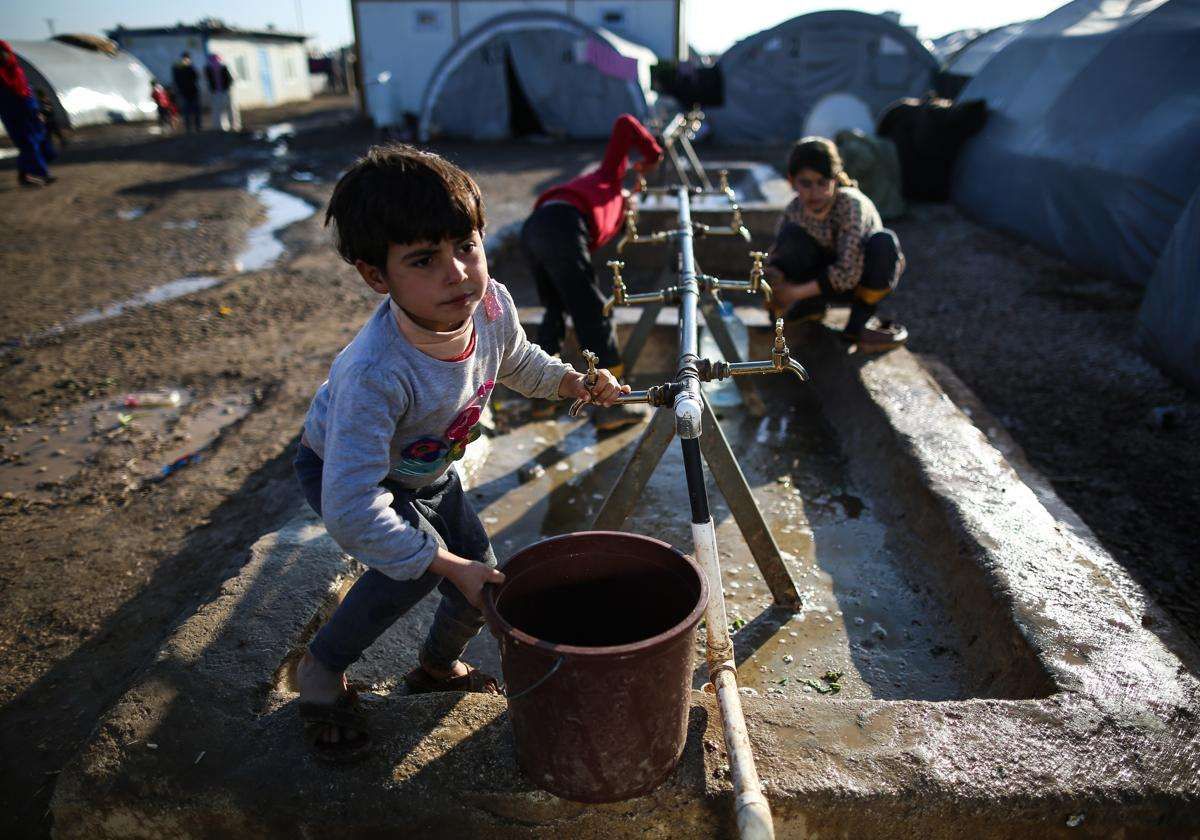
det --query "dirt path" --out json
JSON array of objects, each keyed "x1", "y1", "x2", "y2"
[{"x1": 0, "y1": 120, "x2": 1196, "y2": 838}]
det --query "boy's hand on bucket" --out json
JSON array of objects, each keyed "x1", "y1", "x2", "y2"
[
  {"x1": 559, "y1": 369, "x2": 631, "y2": 408},
  {"x1": 431, "y1": 550, "x2": 505, "y2": 609}
]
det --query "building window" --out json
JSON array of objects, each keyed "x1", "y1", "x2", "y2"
[
  {"x1": 285, "y1": 57, "x2": 296, "y2": 79},
  {"x1": 602, "y1": 10, "x2": 626, "y2": 25},
  {"x1": 235, "y1": 56, "x2": 249, "y2": 81},
  {"x1": 414, "y1": 9, "x2": 442, "y2": 31}
]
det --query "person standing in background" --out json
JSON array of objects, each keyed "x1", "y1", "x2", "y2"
[
  {"x1": 172, "y1": 51, "x2": 201, "y2": 132},
  {"x1": 0, "y1": 41, "x2": 53, "y2": 187},
  {"x1": 205, "y1": 53, "x2": 240, "y2": 132}
]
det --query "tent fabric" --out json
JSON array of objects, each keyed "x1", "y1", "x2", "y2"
[
  {"x1": 707, "y1": 11, "x2": 938, "y2": 145},
  {"x1": 952, "y1": 0, "x2": 1200, "y2": 286},
  {"x1": 927, "y1": 29, "x2": 984, "y2": 63},
  {"x1": 934, "y1": 21, "x2": 1032, "y2": 97},
  {"x1": 420, "y1": 12, "x2": 656, "y2": 141},
  {"x1": 6, "y1": 39, "x2": 155, "y2": 130},
  {"x1": 835, "y1": 129, "x2": 907, "y2": 220},
  {"x1": 1137, "y1": 187, "x2": 1200, "y2": 390},
  {"x1": 944, "y1": 22, "x2": 1032, "y2": 77}
]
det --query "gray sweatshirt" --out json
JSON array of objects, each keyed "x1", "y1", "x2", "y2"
[{"x1": 302, "y1": 280, "x2": 572, "y2": 580}]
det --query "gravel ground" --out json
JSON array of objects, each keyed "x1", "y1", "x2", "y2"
[{"x1": 0, "y1": 107, "x2": 1195, "y2": 838}]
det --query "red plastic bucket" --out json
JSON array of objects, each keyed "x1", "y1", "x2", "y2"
[{"x1": 482, "y1": 531, "x2": 708, "y2": 802}]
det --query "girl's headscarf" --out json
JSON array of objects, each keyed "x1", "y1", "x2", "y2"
[
  {"x1": 0, "y1": 40, "x2": 33, "y2": 99},
  {"x1": 207, "y1": 53, "x2": 224, "y2": 71}
]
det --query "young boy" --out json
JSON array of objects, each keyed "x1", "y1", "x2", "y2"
[
  {"x1": 520, "y1": 113, "x2": 662, "y2": 430},
  {"x1": 293, "y1": 145, "x2": 627, "y2": 761}
]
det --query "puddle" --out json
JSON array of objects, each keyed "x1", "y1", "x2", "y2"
[
  {"x1": 342, "y1": 382, "x2": 973, "y2": 702},
  {"x1": 37, "y1": 170, "x2": 316, "y2": 336},
  {"x1": 235, "y1": 171, "x2": 316, "y2": 273},
  {"x1": 261, "y1": 122, "x2": 295, "y2": 143},
  {"x1": 0, "y1": 389, "x2": 254, "y2": 498},
  {"x1": 290, "y1": 170, "x2": 317, "y2": 183},
  {"x1": 117, "y1": 207, "x2": 147, "y2": 221},
  {"x1": 70, "y1": 276, "x2": 222, "y2": 327}
]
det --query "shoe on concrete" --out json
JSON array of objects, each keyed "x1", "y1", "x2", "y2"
[
  {"x1": 592, "y1": 402, "x2": 646, "y2": 433},
  {"x1": 842, "y1": 317, "x2": 908, "y2": 353}
]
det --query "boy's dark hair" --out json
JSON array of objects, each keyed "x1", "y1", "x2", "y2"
[{"x1": 325, "y1": 144, "x2": 485, "y2": 269}]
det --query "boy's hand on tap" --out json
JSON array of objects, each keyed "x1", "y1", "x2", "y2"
[{"x1": 559, "y1": 369, "x2": 630, "y2": 407}]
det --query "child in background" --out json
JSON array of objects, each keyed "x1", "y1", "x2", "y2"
[
  {"x1": 520, "y1": 113, "x2": 662, "y2": 431},
  {"x1": 765, "y1": 136, "x2": 908, "y2": 352},
  {"x1": 293, "y1": 145, "x2": 628, "y2": 761},
  {"x1": 150, "y1": 81, "x2": 180, "y2": 132}
]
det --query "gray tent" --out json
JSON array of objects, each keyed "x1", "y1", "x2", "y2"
[
  {"x1": 953, "y1": 0, "x2": 1200, "y2": 285},
  {"x1": 1138, "y1": 187, "x2": 1200, "y2": 390},
  {"x1": 934, "y1": 21, "x2": 1032, "y2": 97},
  {"x1": 944, "y1": 21, "x2": 1032, "y2": 78},
  {"x1": 6, "y1": 39, "x2": 155, "y2": 130},
  {"x1": 707, "y1": 11, "x2": 938, "y2": 145},
  {"x1": 927, "y1": 28, "x2": 984, "y2": 63},
  {"x1": 418, "y1": 11, "x2": 656, "y2": 141}
]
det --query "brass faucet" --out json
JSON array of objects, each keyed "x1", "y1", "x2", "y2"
[
  {"x1": 717, "y1": 169, "x2": 735, "y2": 201},
  {"x1": 602, "y1": 260, "x2": 627, "y2": 316},
  {"x1": 701, "y1": 319, "x2": 809, "y2": 383},
  {"x1": 616, "y1": 207, "x2": 639, "y2": 253},
  {"x1": 692, "y1": 251, "x2": 772, "y2": 305},
  {"x1": 749, "y1": 251, "x2": 773, "y2": 303}
]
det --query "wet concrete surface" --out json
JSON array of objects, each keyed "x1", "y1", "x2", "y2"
[
  {"x1": 349, "y1": 380, "x2": 973, "y2": 704},
  {"x1": 51, "y1": 337, "x2": 1200, "y2": 839}
]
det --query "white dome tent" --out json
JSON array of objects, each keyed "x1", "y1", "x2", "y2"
[
  {"x1": 5, "y1": 39, "x2": 155, "y2": 132},
  {"x1": 417, "y1": 11, "x2": 657, "y2": 141}
]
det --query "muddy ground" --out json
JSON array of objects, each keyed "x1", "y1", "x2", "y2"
[{"x1": 0, "y1": 99, "x2": 1196, "y2": 837}]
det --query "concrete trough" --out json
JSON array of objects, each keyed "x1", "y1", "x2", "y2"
[
  {"x1": 52, "y1": 307, "x2": 1199, "y2": 838},
  {"x1": 596, "y1": 161, "x2": 793, "y2": 284}
]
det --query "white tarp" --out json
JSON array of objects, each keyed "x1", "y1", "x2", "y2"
[{"x1": 8, "y1": 39, "x2": 156, "y2": 129}]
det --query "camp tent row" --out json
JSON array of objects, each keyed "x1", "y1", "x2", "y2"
[
  {"x1": 952, "y1": 0, "x2": 1200, "y2": 389},
  {"x1": 354, "y1": 3, "x2": 939, "y2": 142}
]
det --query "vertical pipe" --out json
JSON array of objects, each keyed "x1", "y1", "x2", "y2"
[{"x1": 674, "y1": 187, "x2": 774, "y2": 840}]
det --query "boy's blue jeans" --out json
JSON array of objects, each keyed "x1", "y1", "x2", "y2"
[{"x1": 293, "y1": 442, "x2": 498, "y2": 675}]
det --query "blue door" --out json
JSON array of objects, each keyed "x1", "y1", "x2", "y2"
[{"x1": 258, "y1": 47, "x2": 276, "y2": 105}]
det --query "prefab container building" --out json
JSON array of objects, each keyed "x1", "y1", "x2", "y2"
[
  {"x1": 108, "y1": 21, "x2": 311, "y2": 111},
  {"x1": 352, "y1": 0, "x2": 684, "y2": 135}
]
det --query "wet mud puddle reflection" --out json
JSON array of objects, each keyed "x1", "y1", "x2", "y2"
[
  {"x1": 350, "y1": 385, "x2": 973, "y2": 702},
  {"x1": 61, "y1": 170, "x2": 316, "y2": 331},
  {"x1": 0, "y1": 389, "x2": 254, "y2": 499}
]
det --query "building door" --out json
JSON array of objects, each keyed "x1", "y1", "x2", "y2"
[{"x1": 258, "y1": 47, "x2": 276, "y2": 105}]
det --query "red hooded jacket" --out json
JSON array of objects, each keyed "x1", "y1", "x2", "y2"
[{"x1": 534, "y1": 114, "x2": 663, "y2": 252}]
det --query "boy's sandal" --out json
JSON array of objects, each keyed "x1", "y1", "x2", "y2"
[
  {"x1": 299, "y1": 686, "x2": 372, "y2": 764},
  {"x1": 404, "y1": 664, "x2": 501, "y2": 695}
]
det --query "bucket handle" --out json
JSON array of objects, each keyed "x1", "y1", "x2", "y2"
[{"x1": 503, "y1": 655, "x2": 565, "y2": 704}]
